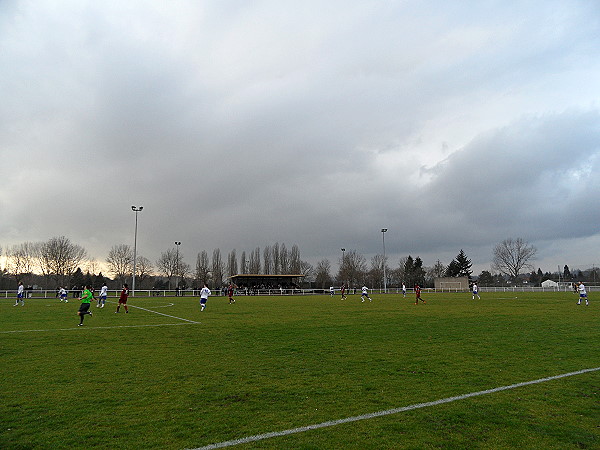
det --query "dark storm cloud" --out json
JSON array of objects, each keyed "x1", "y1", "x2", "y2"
[
  {"x1": 421, "y1": 110, "x2": 600, "y2": 240},
  {"x1": 416, "y1": 112, "x2": 598, "y2": 270}
]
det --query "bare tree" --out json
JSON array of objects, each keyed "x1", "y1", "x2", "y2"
[
  {"x1": 239, "y1": 251, "x2": 247, "y2": 274},
  {"x1": 177, "y1": 261, "x2": 191, "y2": 288},
  {"x1": 492, "y1": 238, "x2": 537, "y2": 279},
  {"x1": 106, "y1": 244, "x2": 133, "y2": 285},
  {"x1": 172, "y1": 249, "x2": 189, "y2": 288},
  {"x1": 6, "y1": 242, "x2": 39, "y2": 282},
  {"x1": 135, "y1": 256, "x2": 154, "y2": 289},
  {"x1": 211, "y1": 248, "x2": 225, "y2": 287},
  {"x1": 0, "y1": 245, "x2": 10, "y2": 289},
  {"x1": 249, "y1": 247, "x2": 261, "y2": 274},
  {"x1": 430, "y1": 260, "x2": 446, "y2": 278},
  {"x1": 314, "y1": 259, "x2": 332, "y2": 288},
  {"x1": 369, "y1": 254, "x2": 386, "y2": 289},
  {"x1": 38, "y1": 236, "x2": 87, "y2": 287},
  {"x1": 425, "y1": 260, "x2": 447, "y2": 285},
  {"x1": 289, "y1": 244, "x2": 301, "y2": 274},
  {"x1": 298, "y1": 260, "x2": 314, "y2": 282},
  {"x1": 195, "y1": 251, "x2": 210, "y2": 288},
  {"x1": 338, "y1": 250, "x2": 367, "y2": 287},
  {"x1": 388, "y1": 256, "x2": 406, "y2": 287},
  {"x1": 227, "y1": 249, "x2": 238, "y2": 277},
  {"x1": 279, "y1": 244, "x2": 289, "y2": 274},
  {"x1": 395, "y1": 256, "x2": 408, "y2": 285},
  {"x1": 272, "y1": 243, "x2": 280, "y2": 274},
  {"x1": 263, "y1": 245, "x2": 272, "y2": 275},
  {"x1": 156, "y1": 248, "x2": 178, "y2": 289},
  {"x1": 85, "y1": 258, "x2": 100, "y2": 276},
  {"x1": 36, "y1": 242, "x2": 52, "y2": 284}
]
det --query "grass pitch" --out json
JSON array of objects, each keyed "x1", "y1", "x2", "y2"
[{"x1": 1, "y1": 292, "x2": 598, "y2": 449}]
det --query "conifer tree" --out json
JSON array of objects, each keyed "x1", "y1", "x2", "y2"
[
  {"x1": 455, "y1": 249, "x2": 473, "y2": 278},
  {"x1": 445, "y1": 249, "x2": 473, "y2": 278}
]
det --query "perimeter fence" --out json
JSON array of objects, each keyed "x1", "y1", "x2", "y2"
[{"x1": 2, "y1": 285, "x2": 597, "y2": 298}]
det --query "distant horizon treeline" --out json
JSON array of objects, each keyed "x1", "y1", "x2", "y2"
[{"x1": 1, "y1": 236, "x2": 598, "y2": 290}]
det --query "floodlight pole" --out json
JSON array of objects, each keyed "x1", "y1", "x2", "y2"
[
  {"x1": 558, "y1": 265, "x2": 561, "y2": 290},
  {"x1": 175, "y1": 241, "x2": 181, "y2": 293},
  {"x1": 341, "y1": 248, "x2": 346, "y2": 287},
  {"x1": 131, "y1": 206, "x2": 143, "y2": 296},
  {"x1": 381, "y1": 228, "x2": 388, "y2": 293}
]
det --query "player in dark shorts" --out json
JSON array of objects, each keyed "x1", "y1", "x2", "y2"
[
  {"x1": 77, "y1": 285, "x2": 94, "y2": 326},
  {"x1": 227, "y1": 283, "x2": 236, "y2": 304},
  {"x1": 414, "y1": 284, "x2": 426, "y2": 305},
  {"x1": 340, "y1": 284, "x2": 347, "y2": 300},
  {"x1": 115, "y1": 283, "x2": 129, "y2": 313}
]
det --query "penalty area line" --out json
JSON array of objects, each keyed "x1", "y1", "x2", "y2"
[
  {"x1": 192, "y1": 366, "x2": 600, "y2": 450},
  {"x1": 108, "y1": 300, "x2": 199, "y2": 324}
]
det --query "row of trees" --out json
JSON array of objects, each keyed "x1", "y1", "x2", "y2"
[
  {"x1": 0, "y1": 235, "x2": 546, "y2": 290},
  {"x1": 313, "y1": 248, "x2": 475, "y2": 290},
  {"x1": 0, "y1": 238, "x2": 315, "y2": 290},
  {"x1": 1, "y1": 237, "x2": 88, "y2": 288}
]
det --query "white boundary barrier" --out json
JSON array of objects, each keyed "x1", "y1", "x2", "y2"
[{"x1": 1, "y1": 285, "x2": 597, "y2": 298}]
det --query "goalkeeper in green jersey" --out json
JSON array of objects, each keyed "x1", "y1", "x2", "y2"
[{"x1": 77, "y1": 285, "x2": 94, "y2": 326}]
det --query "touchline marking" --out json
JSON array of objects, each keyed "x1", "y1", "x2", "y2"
[
  {"x1": 0, "y1": 322, "x2": 197, "y2": 334},
  {"x1": 192, "y1": 366, "x2": 600, "y2": 450}
]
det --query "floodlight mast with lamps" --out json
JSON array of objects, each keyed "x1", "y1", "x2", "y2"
[
  {"x1": 341, "y1": 248, "x2": 346, "y2": 288},
  {"x1": 175, "y1": 241, "x2": 181, "y2": 292},
  {"x1": 131, "y1": 206, "x2": 143, "y2": 296},
  {"x1": 381, "y1": 228, "x2": 388, "y2": 293}
]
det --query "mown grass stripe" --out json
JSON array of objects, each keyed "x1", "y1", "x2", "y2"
[{"x1": 0, "y1": 322, "x2": 198, "y2": 333}]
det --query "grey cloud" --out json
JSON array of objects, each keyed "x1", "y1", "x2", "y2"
[
  {"x1": 2, "y1": 1, "x2": 600, "y2": 276},
  {"x1": 420, "y1": 110, "x2": 600, "y2": 241}
]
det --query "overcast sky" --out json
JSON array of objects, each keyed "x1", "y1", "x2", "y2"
[{"x1": 1, "y1": 0, "x2": 600, "y2": 277}]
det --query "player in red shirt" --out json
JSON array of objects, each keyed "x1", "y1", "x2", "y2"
[
  {"x1": 414, "y1": 284, "x2": 426, "y2": 305},
  {"x1": 227, "y1": 283, "x2": 236, "y2": 304},
  {"x1": 115, "y1": 283, "x2": 129, "y2": 313}
]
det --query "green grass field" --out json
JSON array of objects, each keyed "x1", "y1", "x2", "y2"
[{"x1": 1, "y1": 291, "x2": 598, "y2": 449}]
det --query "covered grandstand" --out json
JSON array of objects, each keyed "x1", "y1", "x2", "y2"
[{"x1": 227, "y1": 274, "x2": 305, "y2": 294}]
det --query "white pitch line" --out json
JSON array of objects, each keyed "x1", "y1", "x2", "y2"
[
  {"x1": 104, "y1": 300, "x2": 199, "y2": 323},
  {"x1": 122, "y1": 303, "x2": 199, "y2": 323},
  {"x1": 192, "y1": 366, "x2": 600, "y2": 450},
  {"x1": 149, "y1": 302, "x2": 175, "y2": 308},
  {"x1": 0, "y1": 322, "x2": 197, "y2": 334},
  {"x1": 1, "y1": 301, "x2": 199, "y2": 334}
]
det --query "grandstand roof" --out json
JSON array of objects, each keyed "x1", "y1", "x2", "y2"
[{"x1": 227, "y1": 274, "x2": 305, "y2": 286}]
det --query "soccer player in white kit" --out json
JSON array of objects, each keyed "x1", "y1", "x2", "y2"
[
  {"x1": 98, "y1": 282, "x2": 108, "y2": 308},
  {"x1": 14, "y1": 281, "x2": 24, "y2": 306},
  {"x1": 472, "y1": 283, "x2": 480, "y2": 299},
  {"x1": 200, "y1": 284, "x2": 211, "y2": 311},
  {"x1": 361, "y1": 285, "x2": 372, "y2": 302},
  {"x1": 577, "y1": 281, "x2": 589, "y2": 306}
]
